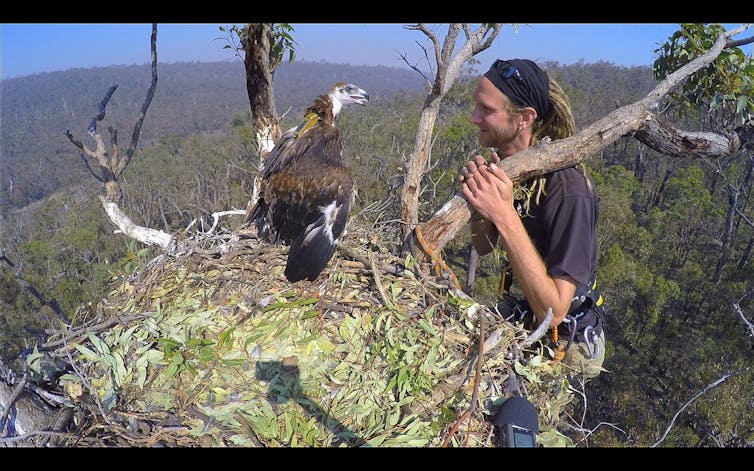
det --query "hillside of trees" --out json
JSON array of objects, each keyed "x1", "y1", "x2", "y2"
[
  {"x1": 1, "y1": 57, "x2": 752, "y2": 447},
  {"x1": 0, "y1": 60, "x2": 425, "y2": 210}
]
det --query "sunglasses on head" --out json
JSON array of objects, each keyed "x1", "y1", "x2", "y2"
[{"x1": 493, "y1": 60, "x2": 523, "y2": 82}]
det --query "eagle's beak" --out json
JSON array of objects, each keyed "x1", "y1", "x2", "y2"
[{"x1": 352, "y1": 89, "x2": 369, "y2": 106}]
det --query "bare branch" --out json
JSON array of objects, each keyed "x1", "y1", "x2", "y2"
[
  {"x1": 78, "y1": 153, "x2": 105, "y2": 182},
  {"x1": 733, "y1": 286, "x2": 754, "y2": 337},
  {"x1": 477, "y1": 24, "x2": 502, "y2": 50},
  {"x1": 108, "y1": 126, "x2": 119, "y2": 170},
  {"x1": 0, "y1": 253, "x2": 69, "y2": 323},
  {"x1": 727, "y1": 27, "x2": 754, "y2": 48},
  {"x1": 119, "y1": 23, "x2": 158, "y2": 176},
  {"x1": 368, "y1": 250, "x2": 391, "y2": 306},
  {"x1": 397, "y1": 50, "x2": 433, "y2": 87},
  {"x1": 566, "y1": 421, "x2": 628, "y2": 445},
  {"x1": 63, "y1": 129, "x2": 99, "y2": 162},
  {"x1": 634, "y1": 116, "x2": 742, "y2": 158},
  {"x1": 88, "y1": 85, "x2": 118, "y2": 135},
  {"x1": 0, "y1": 371, "x2": 27, "y2": 435},
  {"x1": 440, "y1": 24, "x2": 461, "y2": 67},
  {"x1": 206, "y1": 209, "x2": 246, "y2": 235},
  {"x1": 733, "y1": 199, "x2": 754, "y2": 229},
  {"x1": 98, "y1": 195, "x2": 174, "y2": 250},
  {"x1": 652, "y1": 372, "x2": 734, "y2": 447},
  {"x1": 0, "y1": 430, "x2": 73, "y2": 445},
  {"x1": 407, "y1": 23, "x2": 442, "y2": 66}
]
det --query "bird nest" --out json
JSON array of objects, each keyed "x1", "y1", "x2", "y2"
[{"x1": 29, "y1": 223, "x2": 577, "y2": 447}]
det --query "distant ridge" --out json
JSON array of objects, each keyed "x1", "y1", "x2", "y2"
[
  {"x1": 1, "y1": 60, "x2": 425, "y2": 145},
  {"x1": 0, "y1": 60, "x2": 426, "y2": 208}
]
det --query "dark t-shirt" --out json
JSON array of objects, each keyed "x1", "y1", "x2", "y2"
[{"x1": 517, "y1": 165, "x2": 598, "y2": 289}]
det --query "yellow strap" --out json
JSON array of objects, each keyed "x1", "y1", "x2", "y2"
[
  {"x1": 497, "y1": 269, "x2": 506, "y2": 298},
  {"x1": 591, "y1": 278, "x2": 603, "y2": 306}
]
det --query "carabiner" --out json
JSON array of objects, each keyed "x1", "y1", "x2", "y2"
[
  {"x1": 562, "y1": 315, "x2": 577, "y2": 353},
  {"x1": 583, "y1": 325, "x2": 600, "y2": 359}
]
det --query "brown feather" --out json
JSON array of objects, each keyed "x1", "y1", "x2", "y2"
[{"x1": 246, "y1": 82, "x2": 365, "y2": 282}]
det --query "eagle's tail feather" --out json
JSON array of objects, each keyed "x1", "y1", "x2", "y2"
[
  {"x1": 285, "y1": 217, "x2": 337, "y2": 282},
  {"x1": 248, "y1": 199, "x2": 271, "y2": 240}
]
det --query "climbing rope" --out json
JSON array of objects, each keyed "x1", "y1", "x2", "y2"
[{"x1": 414, "y1": 225, "x2": 461, "y2": 290}]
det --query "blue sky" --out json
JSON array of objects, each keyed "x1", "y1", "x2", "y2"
[{"x1": 1, "y1": 23, "x2": 751, "y2": 80}]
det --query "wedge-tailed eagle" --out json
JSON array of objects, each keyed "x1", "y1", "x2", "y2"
[{"x1": 246, "y1": 82, "x2": 369, "y2": 282}]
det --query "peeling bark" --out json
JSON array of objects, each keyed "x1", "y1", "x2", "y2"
[{"x1": 399, "y1": 23, "x2": 501, "y2": 240}]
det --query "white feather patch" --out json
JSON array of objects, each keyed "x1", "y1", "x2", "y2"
[{"x1": 302, "y1": 201, "x2": 340, "y2": 246}]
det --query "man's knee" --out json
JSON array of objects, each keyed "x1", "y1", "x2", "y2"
[{"x1": 561, "y1": 330, "x2": 606, "y2": 380}]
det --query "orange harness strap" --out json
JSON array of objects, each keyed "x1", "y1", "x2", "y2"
[
  {"x1": 414, "y1": 225, "x2": 461, "y2": 290},
  {"x1": 550, "y1": 327, "x2": 565, "y2": 362}
]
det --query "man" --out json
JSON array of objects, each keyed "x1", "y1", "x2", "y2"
[{"x1": 459, "y1": 59, "x2": 605, "y2": 380}]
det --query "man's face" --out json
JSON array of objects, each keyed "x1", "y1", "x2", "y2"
[{"x1": 469, "y1": 77, "x2": 520, "y2": 149}]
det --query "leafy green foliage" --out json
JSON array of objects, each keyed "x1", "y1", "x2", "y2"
[
  {"x1": 220, "y1": 23, "x2": 297, "y2": 70},
  {"x1": 653, "y1": 23, "x2": 754, "y2": 128}
]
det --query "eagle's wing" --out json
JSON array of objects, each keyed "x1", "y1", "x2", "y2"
[
  {"x1": 251, "y1": 124, "x2": 355, "y2": 282},
  {"x1": 260, "y1": 112, "x2": 319, "y2": 180},
  {"x1": 284, "y1": 166, "x2": 355, "y2": 282},
  {"x1": 246, "y1": 113, "x2": 325, "y2": 236}
]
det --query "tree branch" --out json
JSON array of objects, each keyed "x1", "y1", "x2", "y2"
[
  {"x1": 727, "y1": 33, "x2": 754, "y2": 48},
  {"x1": 88, "y1": 85, "x2": 118, "y2": 135},
  {"x1": 206, "y1": 209, "x2": 246, "y2": 235},
  {"x1": 399, "y1": 24, "x2": 502, "y2": 240},
  {"x1": 651, "y1": 372, "x2": 734, "y2": 447},
  {"x1": 0, "y1": 371, "x2": 27, "y2": 436},
  {"x1": 634, "y1": 115, "x2": 743, "y2": 158},
  {"x1": 78, "y1": 152, "x2": 105, "y2": 183},
  {"x1": 0, "y1": 252, "x2": 69, "y2": 323},
  {"x1": 417, "y1": 24, "x2": 752, "y2": 255},
  {"x1": 119, "y1": 23, "x2": 158, "y2": 177},
  {"x1": 439, "y1": 23, "x2": 461, "y2": 69},
  {"x1": 98, "y1": 195, "x2": 174, "y2": 250},
  {"x1": 63, "y1": 129, "x2": 100, "y2": 163},
  {"x1": 408, "y1": 23, "x2": 442, "y2": 68},
  {"x1": 733, "y1": 286, "x2": 754, "y2": 337}
]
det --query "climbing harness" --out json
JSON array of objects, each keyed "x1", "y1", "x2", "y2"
[
  {"x1": 551, "y1": 277, "x2": 604, "y2": 361},
  {"x1": 495, "y1": 275, "x2": 604, "y2": 361}
]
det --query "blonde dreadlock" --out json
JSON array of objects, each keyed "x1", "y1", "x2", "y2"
[{"x1": 507, "y1": 73, "x2": 579, "y2": 216}]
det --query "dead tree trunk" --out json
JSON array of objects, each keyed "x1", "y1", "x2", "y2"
[
  {"x1": 714, "y1": 184, "x2": 737, "y2": 283},
  {"x1": 465, "y1": 245, "x2": 479, "y2": 294},
  {"x1": 238, "y1": 23, "x2": 288, "y2": 213},
  {"x1": 64, "y1": 24, "x2": 172, "y2": 250},
  {"x1": 409, "y1": 24, "x2": 753, "y2": 259},
  {"x1": 399, "y1": 23, "x2": 501, "y2": 241},
  {"x1": 652, "y1": 168, "x2": 674, "y2": 209}
]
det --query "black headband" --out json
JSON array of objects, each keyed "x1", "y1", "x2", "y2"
[{"x1": 484, "y1": 59, "x2": 550, "y2": 120}]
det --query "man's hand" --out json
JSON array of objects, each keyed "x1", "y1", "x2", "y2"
[
  {"x1": 460, "y1": 152, "x2": 515, "y2": 225},
  {"x1": 458, "y1": 151, "x2": 501, "y2": 184}
]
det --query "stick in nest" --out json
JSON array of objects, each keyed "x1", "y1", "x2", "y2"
[{"x1": 368, "y1": 250, "x2": 391, "y2": 306}]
